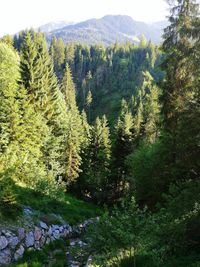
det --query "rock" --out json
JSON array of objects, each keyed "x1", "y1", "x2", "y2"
[
  {"x1": 78, "y1": 240, "x2": 87, "y2": 247},
  {"x1": 34, "y1": 241, "x2": 41, "y2": 250},
  {"x1": 46, "y1": 237, "x2": 51, "y2": 245},
  {"x1": 52, "y1": 225, "x2": 60, "y2": 231},
  {"x1": 14, "y1": 245, "x2": 24, "y2": 261},
  {"x1": 34, "y1": 227, "x2": 42, "y2": 241},
  {"x1": 47, "y1": 226, "x2": 52, "y2": 236},
  {"x1": 53, "y1": 230, "x2": 60, "y2": 239},
  {"x1": 70, "y1": 240, "x2": 76, "y2": 246},
  {"x1": 59, "y1": 226, "x2": 64, "y2": 232},
  {"x1": 86, "y1": 255, "x2": 93, "y2": 267},
  {"x1": 0, "y1": 236, "x2": 8, "y2": 250},
  {"x1": 8, "y1": 236, "x2": 19, "y2": 249},
  {"x1": 25, "y1": 231, "x2": 34, "y2": 247},
  {"x1": 4, "y1": 231, "x2": 12, "y2": 238},
  {"x1": 0, "y1": 248, "x2": 11, "y2": 265},
  {"x1": 23, "y1": 207, "x2": 34, "y2": 216},
  {"x1": 66, "y1": 251, "x2": 72, "y2": 262},
  {"x1": 70, "y1": 261, "x2": 80, "y2": 267},
  {"x1": 18, "y1": 228, "x2": 25, "y2": 241},
  {"x1": 63, "y1": 223, "x2": 71, "y2": 229},
  {"x1": 40, "y1": 236, "x2": 46, "y2": 246},
  {"x1": 63, "y1": 229, "x2": 70, "y2": 237},
  {"x1": 38, "y1": 221, "x2": 48, "y2": 230}
]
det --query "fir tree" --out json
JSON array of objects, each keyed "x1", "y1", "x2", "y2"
[
  {"x1": 85, "y1": 115, "x2": 111, "y2": 203},
  {"x1": 0, "y1": 43, "x2": 20, "y2": 168},
  {"x1": 111, "y1": 99, "x2": 134, "y2": 201},
  {"x1": 161, "y1": 0, "x2": 200, "y2": 180},
  {"x1": 60, "y1": 64, "x2": 83, "y2": 183}
]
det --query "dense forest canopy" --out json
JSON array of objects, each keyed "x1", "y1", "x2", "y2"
[{"x1": 0, "y1": 0, "x2": 200, "y2": 266}]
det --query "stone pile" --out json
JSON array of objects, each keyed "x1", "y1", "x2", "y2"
[{"x1": 0, "y1": 219, "x2": 93, "y2": 266}]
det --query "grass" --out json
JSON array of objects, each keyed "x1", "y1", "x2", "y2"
[
  {"x1": 10, "y1": 239, "x2": 70, "y2": 267},
  {"x1": 118, "y1": 254, "x2": 200, "y2": 267},
  {"x1": 0, "y1": 184, "x2": 102, "y2": 226}
]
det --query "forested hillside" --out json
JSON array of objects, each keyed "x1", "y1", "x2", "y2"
[
  {"x1": 46, "y1": 15, "x2": 166, "y2": 45},
  {"x1": 0, "y1": 0, "x2": 200, "y2": 266}
]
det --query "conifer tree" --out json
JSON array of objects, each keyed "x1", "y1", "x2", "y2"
[
  {"x1": 60, "y1": 64, "x2": 84, "y2": 183},
  {"x1": 111, "y1": 99, "x2": 134, "y2": 200},
  {"x1": 161, "y1": 0, "x2": 200, "y2": 180},
  {"x1": 85, "y1": 115, "x2": 111, "y2": 203},
  {"x1": 0, "y1": 42, "x2": 47, "y2": 189},
  {"x1": 132, "y1": 71, "x2": 160, "y2": 144},
  {"x1": 86, "y1": 90, "x2": 92, "y2": 122},
  {"x1": 61, "y1": 63, "x2": 77, "y2": 109},
  {"x1": 20, "y1": 31, "x2": 68, "y2": 178},
  {"x1": 0, "y1": 42, "x2": 20, "y2": 169},
  {"x1": 50, "y1": 37, "x2": 65, "y2": 79}
]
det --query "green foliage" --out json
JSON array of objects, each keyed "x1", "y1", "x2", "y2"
[
  {"x1": 86, "y1": 198, "x2": 147, "y2": 266},
  {"x1": 0, "y1": 42, "x2": 20, "y2": 159},
  {"x1": 60, "y1": 64, "x2": 84, "y2": 183},
  {"x1": 0, "y1": 170, "x2": 18, "y2": 217},
  {"x1": 126, "y1": 142, "x2": 168, "y2": 207},
  {"x1": 10, "y1": 239, "x2": 68, "y2": 267},
  {"x1": 1, "y1": 4, "x2": 200, "y2": 265},
  {"x1": 15, "y1": 184, "x2": 101, "y2": 225},
  {"x1": 78, "y1": 115, "x2": 111, "y2": 203},
  {"x1": 55, "y1": 42, "x2": 164, "y2": 123},
  {"x1": 50, "y1": 37, "x2": 65, "y2": 79},
  {"x1": 110, "y1": 99, "x2": 134, "y2": 202}
]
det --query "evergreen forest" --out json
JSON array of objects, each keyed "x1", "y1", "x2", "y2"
[{"x1": 0, "y1": 0, "x2": 200, "y2": 266}]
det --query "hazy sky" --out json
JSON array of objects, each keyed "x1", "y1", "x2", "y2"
[{"x1": 0, "y1": 0, "x2": 169, "y2": 37}]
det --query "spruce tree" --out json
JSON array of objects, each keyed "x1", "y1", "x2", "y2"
[
  {"x1": 85, "y1": 115, "x2": 111, "y2": 203},
  {"x1": 161, "y1": 0, "x2": 200, "y2": 180},
  {"x1": 50, "y1": 37, "x2": 65, "y2": 79},
  {"x1": 0, "y1": 43, "x2": 20, "y2": 168},
  {"x1": 60, "y1": 64, "x2": 84, "y2": 183},
  {"x1": 111, "y1": 99, "x2": 134, "y2": 201},
  {"x1": 20, "y1": 31, "x2": 68, "y2": 178},
  {"x1": 132, "y1": 71, "x2": 160, "y2": 144}
]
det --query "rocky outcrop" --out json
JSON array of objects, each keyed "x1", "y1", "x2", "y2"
[{"x1": 0, "y1": 219, "x2": 93, "y2": 266}]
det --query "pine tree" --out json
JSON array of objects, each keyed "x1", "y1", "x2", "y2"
[
  {"x1": 61, "y1": 63, "x2": 77, "y2": 109},
  {"x1": 111, "y1": 99, "x2": 134, "y2": 201},
  {"x1": 50, "y1": 37, "x2": 65, "y2": 79},
  {"x1": 20, "y1": 31, "x2": 68, "y2": 178},
  {"x1": 0, "y1": 42, "x2": 20, "y2": 169},
  {"x1": 161, "y1": 0, "x2": 200, "y2": 180},
  {"x1": 60, "y1": 64, "x2": 84, "y2": 183},
  {"x1": 86, "y1": 90, "x2": 92, "y2": 122},
  {"x1": 15, "y1": 86, "x2": 49, "y2": 183},
  {"x1": 85, "y1": 115, "x2": 111, "y2": 203},
  {"x1": 132, "y1": 71, "x2": 160, "y2": 144}
]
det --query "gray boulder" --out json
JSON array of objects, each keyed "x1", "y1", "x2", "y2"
[
  {"x1": 38, "y1": 221, "x2": 48, "y2": 230},
  {"x1": 0, "y1": 248, "x2": 11, "y2": 265},
  {"x1": 0, "y1": 236, "x2": 8, "y2": 250},
  {"x1": 18, "y1": 228, "x2": 25, "y2": 241},
  {"x1": 34, "y1": 227, "x2": 42, "y2": 241},
  {"x1": 14, "y1": 245, "x2": 24, "y2": 261},
  {"x1": 53, "y1": 230, "x2": 60, "y2": 239},
  {"x1": 25, "y1": 232, "x2": 34, "y2": 247},
  {"x1": 8, "y1": 236, "x2": 19, "y2": 249}
]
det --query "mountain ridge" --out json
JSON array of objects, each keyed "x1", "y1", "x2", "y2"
[{"x1": 45, "y1": 15, "x2": 167, "y2": 45}]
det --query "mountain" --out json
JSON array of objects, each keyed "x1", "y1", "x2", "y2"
[
  {"x1": 46, "y1": 15, "x2": 167, "y2": 45},
  {"x1": 38, "y1": 21, "x2": 73, "y2": 33}
]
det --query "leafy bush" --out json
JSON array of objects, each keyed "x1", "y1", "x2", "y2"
[{"x1": 86, "y1": 198, "x2": 147, "y2": 266}]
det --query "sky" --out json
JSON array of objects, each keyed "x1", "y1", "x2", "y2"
[{"x1": 0, "y1": 0, "x2": 169, "y2": 37}]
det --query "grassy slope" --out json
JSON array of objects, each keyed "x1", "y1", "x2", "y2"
[
  {"x1": 0, "y1": 184, "x2": 101, "y2": 227},
  {"x1": 0, "y1": 184, "x2": 101, "y2": 267}
]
